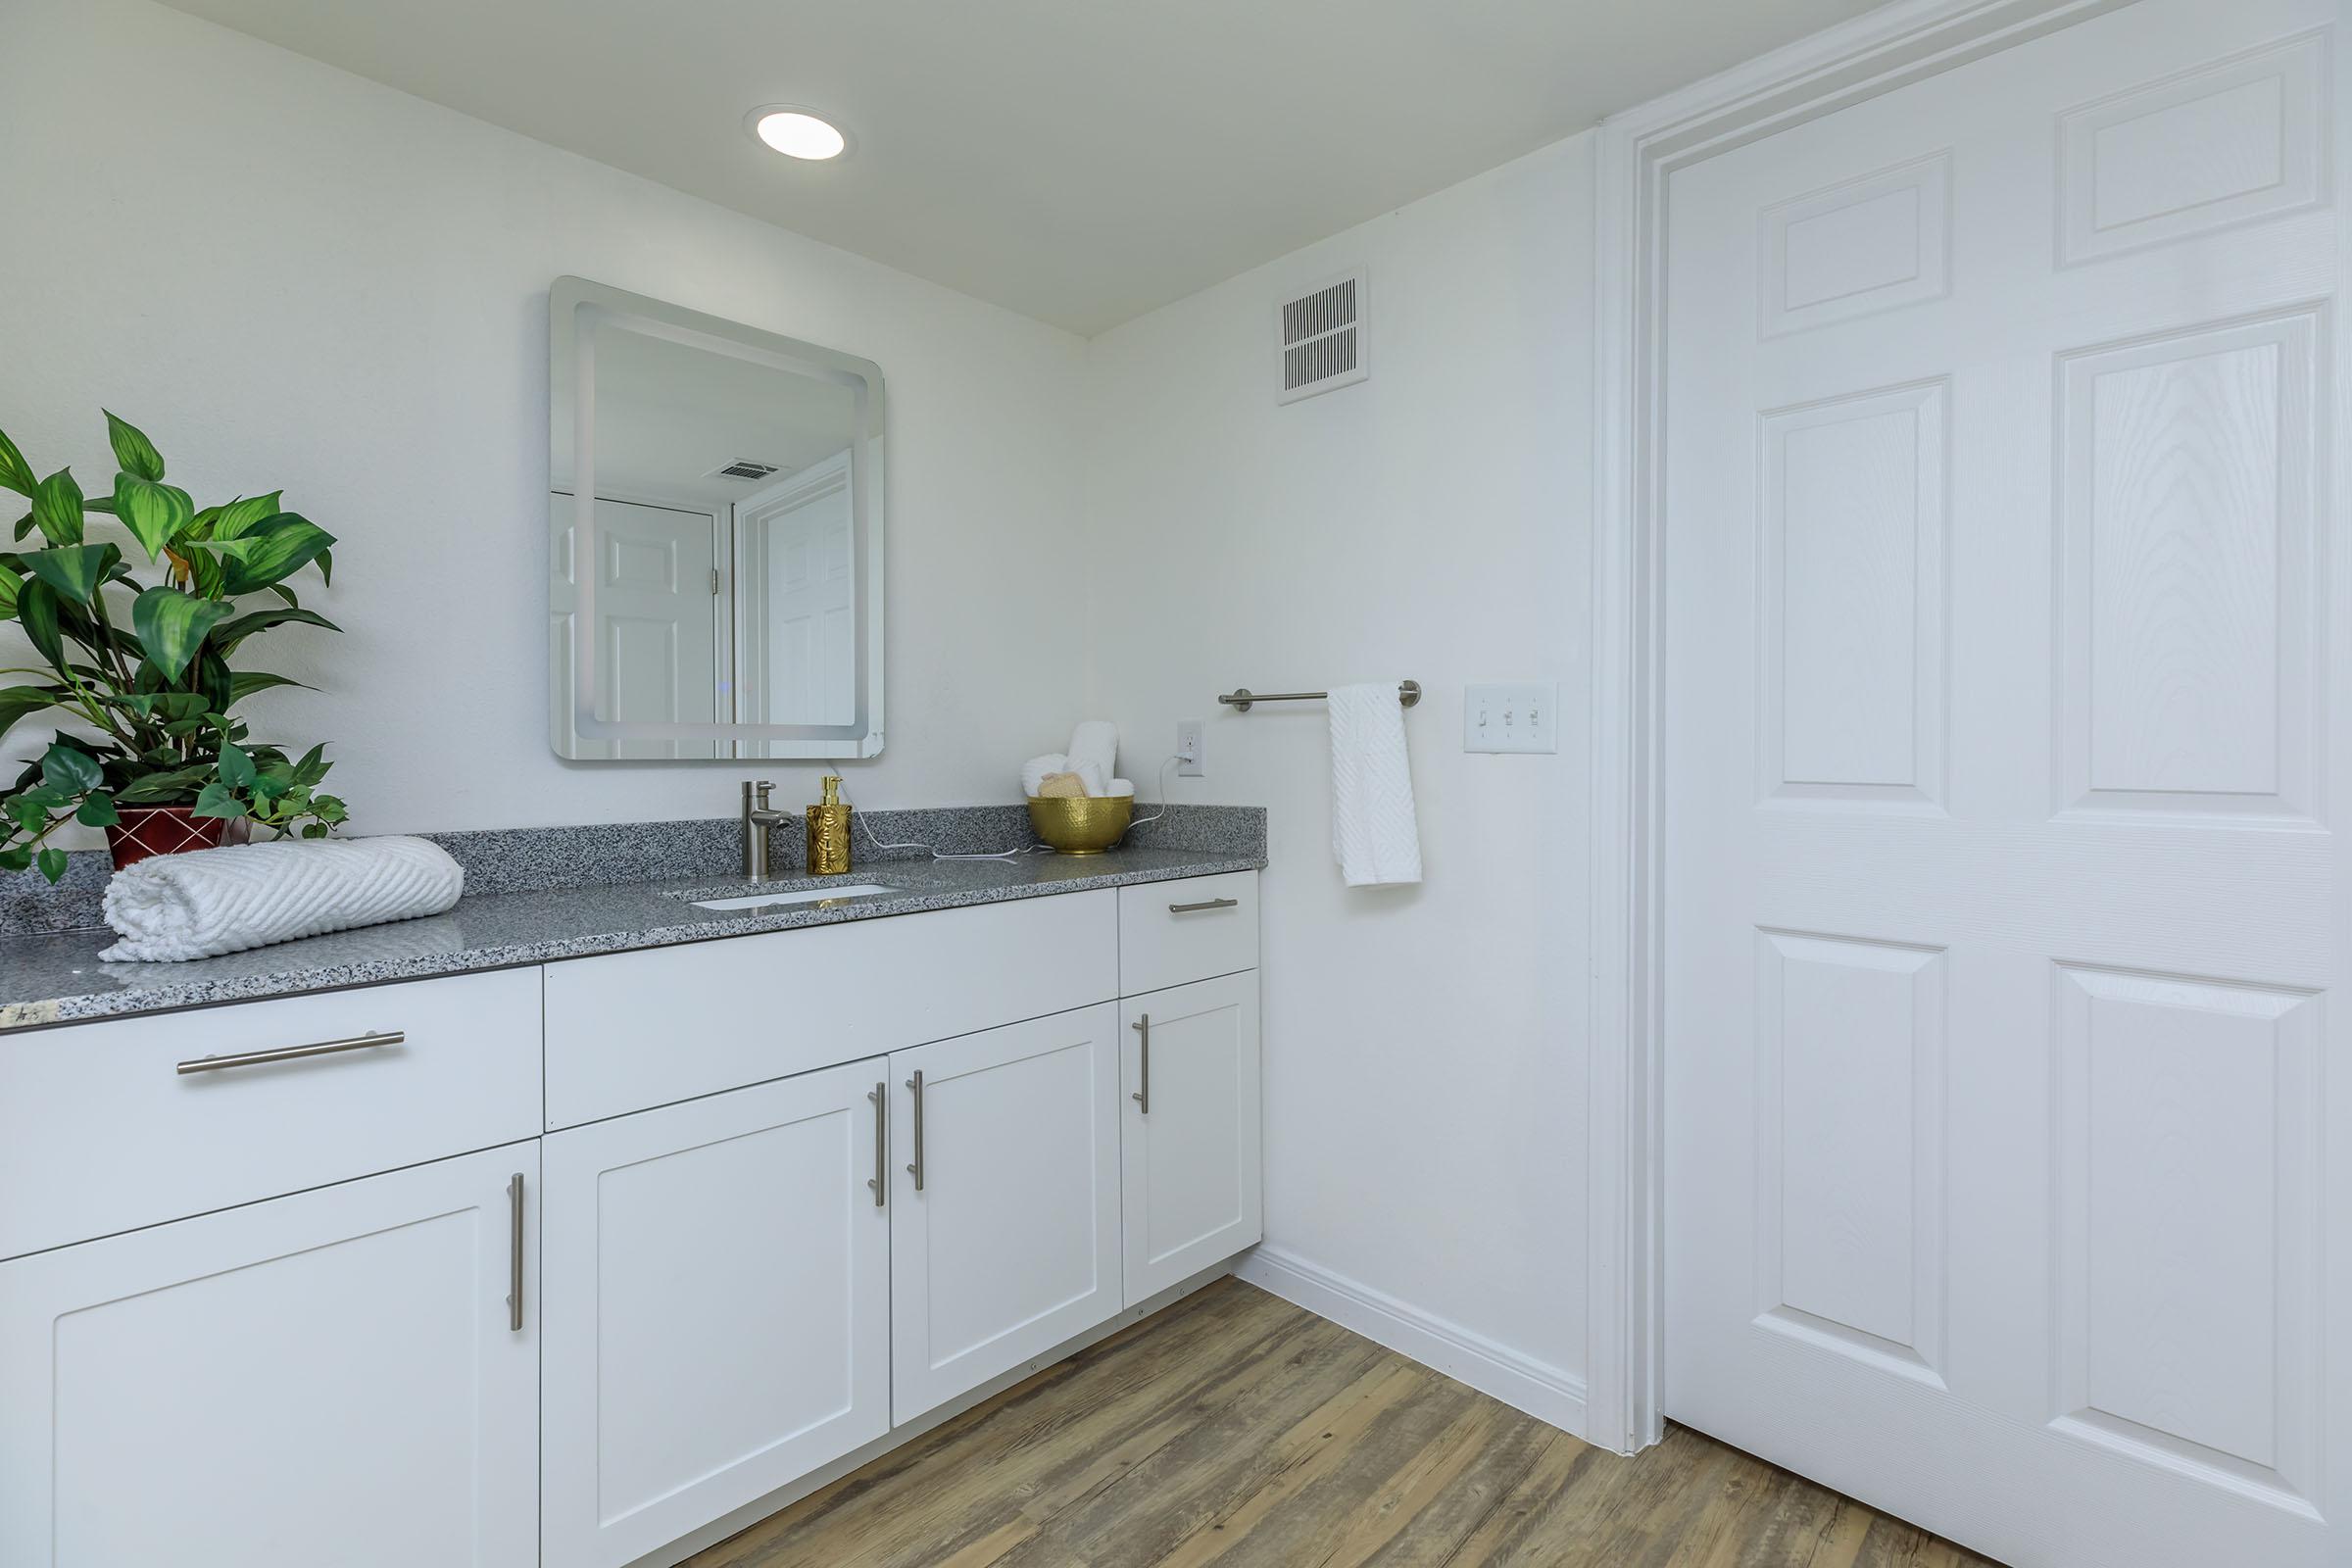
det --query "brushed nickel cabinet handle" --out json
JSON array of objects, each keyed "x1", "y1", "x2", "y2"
[
  {"x1": 1131, "y1": 1014, "x2": 1151, "y2": 1115},
  {"x1": 867, "y1": 1083, "x2": 887, "y2": 1206},
  {"x1": 1167, "y1": 898, "x2": 1240, "y2": 914},
  {"x1": 906, "y1": 1070, "x2": 925, "y2": 1192},
  {"x1": 506, "y1": 1172, "x2": 525, "y2": 1334},
  {"x1": 176, "y1": 1030, "x2": 406, "y2": 1076}
]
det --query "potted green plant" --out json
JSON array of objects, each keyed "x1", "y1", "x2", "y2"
[{"x1": 0, "y1": 413, "x2": 348, "y2": 880}]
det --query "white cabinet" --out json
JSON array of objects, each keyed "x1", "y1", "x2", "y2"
[
  {"x1": 540, "y1": 1060, "x2": 890, "y2": 1568},
  {"x1": 0, "y1": 1144, "x2": 539, "y2": 1568},
  {"x1": 1122, "y1": 973, "x2": 1263, "y2": 1299},
  {"x1": 889, "y1": 1004, "x2": 1123, "y2": 1421}
]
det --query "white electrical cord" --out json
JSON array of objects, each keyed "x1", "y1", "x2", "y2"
[{"x1": 847, "y1": 754, "x2": 1180, "y2": 862}]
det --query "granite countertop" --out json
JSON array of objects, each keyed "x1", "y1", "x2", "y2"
[{"x1": 0, "y1": 843, "x2": 1263, "y2": 1032}]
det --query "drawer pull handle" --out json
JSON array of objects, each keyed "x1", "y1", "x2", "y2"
[
  {"x1": 507, "y1": 1172, "x2": 525, "y2": 1334},
  {"x1": 1168, "y1": 897, "x2": 1240, "y2": 914},
  {"x1": 175, "y1": 1030, "x2": 406, "y2": 1076},
  {"x1": 1132, "y1": 1014, "x2": 1151, "y2": 1114},
  {"x1": 867, "y1": 1083, "x2": 887, "y2": 1206},
  {"x1": 906, "y1": 1070, "x2": 925, "y2": 1193}
]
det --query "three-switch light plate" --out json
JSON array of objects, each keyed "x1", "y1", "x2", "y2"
[{"x1": 1463, "y1": 682, "x2": 1557, "y2": 754}]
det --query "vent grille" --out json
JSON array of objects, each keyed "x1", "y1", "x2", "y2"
[
  {"x1": 708, "y1": 459, "x2": 781, "y2": 481},
  {"x1": 1276, "y1": 272, "x2": 1367, "y2": 404}
]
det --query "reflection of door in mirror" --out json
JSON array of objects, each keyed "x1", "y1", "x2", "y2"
[
  {"x1": 550, "y1": 494, "x2": 720, "y2": 760},
  {"x1": 734, "y1": 452, "x2": 855, "y2": 729}
]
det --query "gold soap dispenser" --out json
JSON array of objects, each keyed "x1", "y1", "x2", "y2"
[{"x1": 806, "y1": 775, "x2": 853, "y2": 876}]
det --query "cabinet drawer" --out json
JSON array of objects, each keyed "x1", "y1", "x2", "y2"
[
  {"x1": 544, "y1": 891, "x2": 1119, "y2": 1129},
  {"x1": 1118, "y1": 872, "x2": 1258, "y2": 996},
  {"x1": 0, "y1": 969, "x2": 542, "y2": 1260}
]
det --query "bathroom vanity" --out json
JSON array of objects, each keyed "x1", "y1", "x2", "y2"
[{"x1": 0, "y1": 851, "x2": 1262, "y2": 1568}]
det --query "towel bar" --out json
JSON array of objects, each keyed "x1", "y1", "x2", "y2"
[{"x1": 1218, "y1": 680, "x2": 1420, "y2": 713}]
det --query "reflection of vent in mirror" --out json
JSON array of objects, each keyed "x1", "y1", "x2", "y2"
[
  {"x1": 709, "y1": 459, "x2": 782, "y2": 481},
  {"x1": 1277, "y1": 271, "x2": 1367, "y2": 404}
]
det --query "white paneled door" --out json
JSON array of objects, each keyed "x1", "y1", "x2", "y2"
[
  {"x1": 0, "y1": 1146, "x2": 539, "y2": 1568},
  {"x1": 1661, "y1": 4, "x2": 2349, "y2": 1566},
  {"x1": 891, "y1": 1004, "x2": 1123, "y2": 1423},
  {"x1": 540, "y1": 1060, "x2": 891, "y2": 1568}
]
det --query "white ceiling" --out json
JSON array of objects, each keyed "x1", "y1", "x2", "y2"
[{"x1": 159, "y1": 0, "x2": 1884, "y2": 335}]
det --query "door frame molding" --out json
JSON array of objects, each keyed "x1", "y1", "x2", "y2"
[{"x1": 1583, "y1": 0, "x2": 2136, "y2": 1455}]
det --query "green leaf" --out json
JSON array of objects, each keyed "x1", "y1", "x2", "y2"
[
  {"x1": 190, "y1": 780, "x2": 248, "y2": 819},
  {"x1": 130, "y1": 587, "x2": 230, "y2": 681},
  {"x1": 211, "y1": 605, "x2": 339, "y2": 656},
  {"x1": 289, "y1": 742, "x2": 330, "y2": 786},
  {"x1": 0, "y1": 427, "x2": 32, "y2": 497},
  {"x1": 0, "y1": 847, "x2": 29, "y2": 873},
  {"x1": 11, "y1": 514, "x2": 32, "y2": 543},
  {"x1": 17, "y1": 580, "x2": 64, "y2": 670},
  {"x1": 21, "y1": 544, "x2": 115, "y2": 606},
  {"x1": 0, "y1": 569, "x2": 19, "y2": 620},
  {"x1": 114, "y1": 765, "x2": 211, "y2": 804},
  {"x1": 265, "y1": 583, "x2": 301, "y2": 608},
  {"x1": 210, "y1": 492, "x2": 282, "y2": 541},
  {"x1": 113, "y1": 474, "x2": 194, "y2": 561},
  {"x1": 38, "y1": 742, "x2": 101, "y2": 794},
  {"x1": 28, "y1": 469, "x2": 83, "y2": 547},
  {"x1": 0, "y1": 686, "x2": 63, "y2": 744},
  {"x1": 35, "y1": 848, "x2": 67, "y2": 884},
  {"x1": 74, "y1": 792, "x2": 120, "y2": 828},
  {"x1": 220, "y1": 514, "x2": 334, "y2": 594},
  {"x1": 102, "y1": 412, "x2": 165, "y2": 482},
  {"x1": 217, "y1": 744, "x2": 256, "y2": 789},
  {"x1": 227, "y1": 670, "x2": 311, "y2": 706}
]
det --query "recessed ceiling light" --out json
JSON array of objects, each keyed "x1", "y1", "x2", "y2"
[{"x1": 745, "y1": 106, "x2": 850, "y2": 161}]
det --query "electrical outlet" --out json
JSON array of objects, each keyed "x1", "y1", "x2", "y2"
[
  {"x1": 1463, "y1": 682, "x2": 1558, "y2": 754},
  {"x1": 1175, "y1": 718, "x2": 1205, "y2": 777}
]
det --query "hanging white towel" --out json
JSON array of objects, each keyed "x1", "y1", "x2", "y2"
[
  {"x1": 1328, "y1": 682, "x2": 1422, "y2": 886},
  {"x1": 101, "y1": 836, "x2": 465, "y2": 962}
]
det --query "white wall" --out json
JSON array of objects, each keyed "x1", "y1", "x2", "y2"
[
  {"x1": 0, "y1": 0, "x2": 1090, "y2": 835},
  {"x1": 1083, "y1": 134, "x2": 1596, "y2": 1412}
]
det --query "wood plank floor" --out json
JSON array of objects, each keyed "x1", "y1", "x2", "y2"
[{"x1": 684, "y1": 1277, "x2": 2003, "y2": 1568}]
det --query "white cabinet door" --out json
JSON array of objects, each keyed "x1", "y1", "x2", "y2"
[
  {"x1": 541, "y1": 1059, "x2": 890, "y2": 1568},
  {"x1": 1122, "y1": 973, "x2": 1261, "y2": 1300},
  {"x1": 1660, "y1": 3, "x2": 2350, "y2": 1565},
  {"x1": 0, "y1": 1145, "x2": 538, "y2": 1568},
  {"x1": 890, "y1": 1004, "x2": 1121, "y2": 1422}
]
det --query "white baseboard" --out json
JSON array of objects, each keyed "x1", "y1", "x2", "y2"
[{"x1": 1233, "y1": 1244, "x2": 1589, "y2": 1439}]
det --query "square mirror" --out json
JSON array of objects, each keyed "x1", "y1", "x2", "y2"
[{"x1": 550, "y1": 276, "x2": 884, "y2": 760}]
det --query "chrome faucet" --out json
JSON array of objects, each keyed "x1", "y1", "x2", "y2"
[{"x1": 740, "y1": 780, "x2": 797, "y2": 880}]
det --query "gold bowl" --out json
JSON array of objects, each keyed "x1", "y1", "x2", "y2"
[{"x1": 1027, "y1": 795, "x2": 1133, "y2": 856}]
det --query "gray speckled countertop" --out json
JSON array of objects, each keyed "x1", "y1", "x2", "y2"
[{"x1": 0, "y1": 843, "x2": 1262, "y2": 1032}]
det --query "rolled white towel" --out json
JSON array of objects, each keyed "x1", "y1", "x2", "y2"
[
  {"x1": 1021, "y1": 753, "x2": 1068, "y2": 799},
  {"x1": 101, "y1": 836, "x2": 466, "y2": 962},
  {"x1": 1065, "y1": 721, "x2": 1117, "y2": 786},
  {"x1": 1069, "y1": 761, "x2": 1109, "y2": 798},
  {"x1": 1104, "y1": 778, "x2": 1136, "y2": 799}
]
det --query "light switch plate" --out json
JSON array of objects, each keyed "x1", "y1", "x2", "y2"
[{"x1": 1464, "y1": 682, "x2": 1558, "y2": 754}]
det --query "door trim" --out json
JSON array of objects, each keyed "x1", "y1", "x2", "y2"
[{"x1": 1584, "y1": 0, "x2": 2137, "y2": 1456}]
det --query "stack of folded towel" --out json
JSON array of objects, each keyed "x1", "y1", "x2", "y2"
[{"x1": 1022, "y1": 720, "x2": 1136, "y2": 800}]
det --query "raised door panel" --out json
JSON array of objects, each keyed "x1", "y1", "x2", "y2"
[
  {"x1": 541, "y1": 1060, "x2": 889, "y2": 1568},
  {"x1": 1122, "y1": 973, "x2": 1262, "y2": 1300},
  {"x1": 0, "y1": 1145, "x2": 538, "y2": 1568},
  {"x1": 890, "y1": 1004, "x2": 1121, "y2": 1423}
]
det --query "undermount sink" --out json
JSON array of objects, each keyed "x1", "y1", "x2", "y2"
[{"x1": 689, "y1": 883, "x2": 898, "y2": 911}]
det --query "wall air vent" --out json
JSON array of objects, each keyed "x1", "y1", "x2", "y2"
[
  {"x1": 1276, "y1": 270, "x2": 1367, "y2": 404},
  {"x1": 708, "y1": 459, "x2": 782, "y2": 481}
]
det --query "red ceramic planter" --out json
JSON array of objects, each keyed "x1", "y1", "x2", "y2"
[{"x1": 105, "y1": 807, "x2": 248, "y2": 871}]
